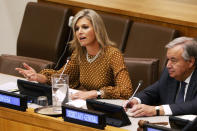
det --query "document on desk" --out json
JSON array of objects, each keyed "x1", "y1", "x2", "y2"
[
  {"x1": 54, "y1": 87, "x2": 86, "y2": 108},
  {"x1": 0, "y1": 82, "x2": 18, "y2": 92},
  {"x1": 176, "y1": 115, "x2": 197, "y2": 121},
  {"x1": 66, "y1": 88, "x2": 87, "y2": 109}
]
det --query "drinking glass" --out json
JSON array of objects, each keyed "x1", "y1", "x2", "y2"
[
  {"x1": 51, "y1": 74, "x2": 69, "y2": 112},
  {"x1": 37, "y1": 96, "x2": 48, "y2": 106}
]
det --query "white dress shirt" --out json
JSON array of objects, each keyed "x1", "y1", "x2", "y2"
[{"x1": 163, "y1": 72, "x2": 193, "y2": 115}]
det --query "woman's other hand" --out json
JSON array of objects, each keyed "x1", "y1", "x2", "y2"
[{"x1": 71, "y1": 90, "x2": 98, "y2": 100}]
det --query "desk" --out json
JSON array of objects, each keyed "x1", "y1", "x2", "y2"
[
  {"x1": 99, "y1": 99, "x2": 170, "y2": 131},
  {"x1": 0, "y1": 73, "x2": 23, "y2": 84},
  {"x1": 0, "y1": 107, "x2": 129, "y2": 131},
  {"x1": 0, "y1": 73, "x2": 170, "y2": 131}
]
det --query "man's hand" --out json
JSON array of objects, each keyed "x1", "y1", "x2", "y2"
[
  {"x1": 123, "y1": 98, "x2": 139, "y2": 111},
  {"x1": 127, "y1": 104, "x2": 157, "y2": 117}
]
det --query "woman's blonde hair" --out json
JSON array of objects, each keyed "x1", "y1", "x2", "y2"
[{"x1": 69, "y1": 9, "x2": 116, "y2": 61}]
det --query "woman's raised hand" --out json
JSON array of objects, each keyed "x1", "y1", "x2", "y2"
[{"x1": 15, "y1": 63, "x2": 38, "y2": 81}]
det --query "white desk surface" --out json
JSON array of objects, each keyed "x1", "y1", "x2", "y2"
[
  {"x1": 0, "y1": 73, "x2": 170, "y2": 131},
  {"x1": 98, "y1": 99, "x2": 170, "y2": 131},
  {"x1": 0, "y1": 73, "x2": 24, "y2": 84}
]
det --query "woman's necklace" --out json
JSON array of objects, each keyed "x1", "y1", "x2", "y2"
[{"x1": 86, "y1": 50, "x2": 101, "y2": 63}]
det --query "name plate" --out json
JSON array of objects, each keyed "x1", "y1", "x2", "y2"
[
  {"x1": 0, "y1": 90, "x2": 27, "y2": 111},
  {"x1": 62, "y1": 104, "x2": 106, "y2": 129}
]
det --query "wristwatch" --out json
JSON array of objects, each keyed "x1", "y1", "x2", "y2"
[
  {"x1": 155, "y1": 106, "x2": 160, "y2": 116},
  {"x1": 97, "y1": 90, "x2": 102, "y2": 99}
]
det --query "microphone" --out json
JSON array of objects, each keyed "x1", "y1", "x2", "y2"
[
  {"x1": 58, "y1": 57, "x2": 70, "y2": 81},
  {"x1": 124, "y1": 80, "x2": 143, "y2": 109},
  {"x1": 129, "y1": 80, "x2": 143, "y2": 101}
]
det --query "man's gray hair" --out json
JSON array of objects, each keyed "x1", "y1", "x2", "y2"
[{"x1": 165, "y1": 37, "x2": 197, "y2": 66}]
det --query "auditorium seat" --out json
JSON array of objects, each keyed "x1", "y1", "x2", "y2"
[
  {"x1": 1, "y1": 2, "x2": 72, "y2": 76},
  {"x1": 124, "y1": 57, "x2": 159, "y2": 92},
  {"x1": 123, "y1": 22, "x2": 179, "y2": 76},
  {"x1": 99, "y1": 12, "x2": 131, "y2": 52},
  {"x1": 194, "y1": 36, "x2": 197, "y2": 41},
  {"x1": 0, "y1": 54, "x2": 55, "y2": 77},
  {"x1": 17, "y1": 2, "x2": 72, "y2": 66}
]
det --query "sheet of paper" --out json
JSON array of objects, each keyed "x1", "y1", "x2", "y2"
[
  {"x1": 67, "y1": 88, "x2": 87, "y2": 108},
  {"x1": 177, "y1": 115, "x2": 197, "y2": 121},
  {"x1": 51, "y1": 88, "x2": 86, "y2": 109},
  {"x1": 67, "y1": 99, "x2": 87, "y2": 109},
  {"x1": 0, "y1": 82, "x2": 18, "y2": 92},
  {"x1": 28, "y1": 103, "x2": 42, "y2": 109}
]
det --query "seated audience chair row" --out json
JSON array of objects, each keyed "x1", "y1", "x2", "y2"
[{"x1": 0, "y1": 54, "x2": 55, "y2": 76}]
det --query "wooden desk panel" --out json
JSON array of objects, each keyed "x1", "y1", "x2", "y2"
[
  {"x1": 0, "y1": 107, "x2": 127, "y2": 131},
  {"x1": 39, "y1": 0, "x2": 197, "y2": 37}
]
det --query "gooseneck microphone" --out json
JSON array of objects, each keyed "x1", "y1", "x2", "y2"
[
  {"x1": 129, "y1": 80, "x2": 143, "y2": 101},
  {"x1": 58, "y1": 57, "x2": 70, "y2": 81}
]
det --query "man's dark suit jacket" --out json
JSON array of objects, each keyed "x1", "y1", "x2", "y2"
[{"x1": 135, "y1": 67, "x2": 197, "y2": 115}]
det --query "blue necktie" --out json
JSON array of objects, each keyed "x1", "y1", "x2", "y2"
[{"x1": 175, "y1": 81, "x2": 187, "y2": 104}]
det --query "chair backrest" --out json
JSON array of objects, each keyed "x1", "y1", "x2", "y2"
[
  {"x1": 0, "y1": 54, "x2": 55, "y2": 77},
  {"x1": 194, "y1": 36, "x2": 197, "y2": 41},
  {"x1": 124, "y1": 22, "x2": 179, "y2": 75},
  {"x1": 17, "y1": 2, "x2": 72, "y2": 67},
  {"x1": 124, "y1": 57, "x2": 159, "y2": 92},
  {"x1": 99, "y1": 12, "x2": 131, "y2": 52}
]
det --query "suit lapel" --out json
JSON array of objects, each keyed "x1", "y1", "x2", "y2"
[
  {"x1": 185, "y1": 68, "x2": 197, "y2": 101},
  {"x1": 167, "y1": 78, "x2": 179, "y2": 103}
]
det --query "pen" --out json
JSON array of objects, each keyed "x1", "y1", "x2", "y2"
[
  {"x1": 129, "y1": 80, "x2": 143, "y2": 101},
  {"x1": 124, "y1": 80, "x2": 143, "y2": 109}
]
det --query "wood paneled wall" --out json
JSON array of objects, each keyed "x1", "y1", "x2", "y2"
[{"x1": 38, "y1": 0, "x2": 197, "y2": 37}]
